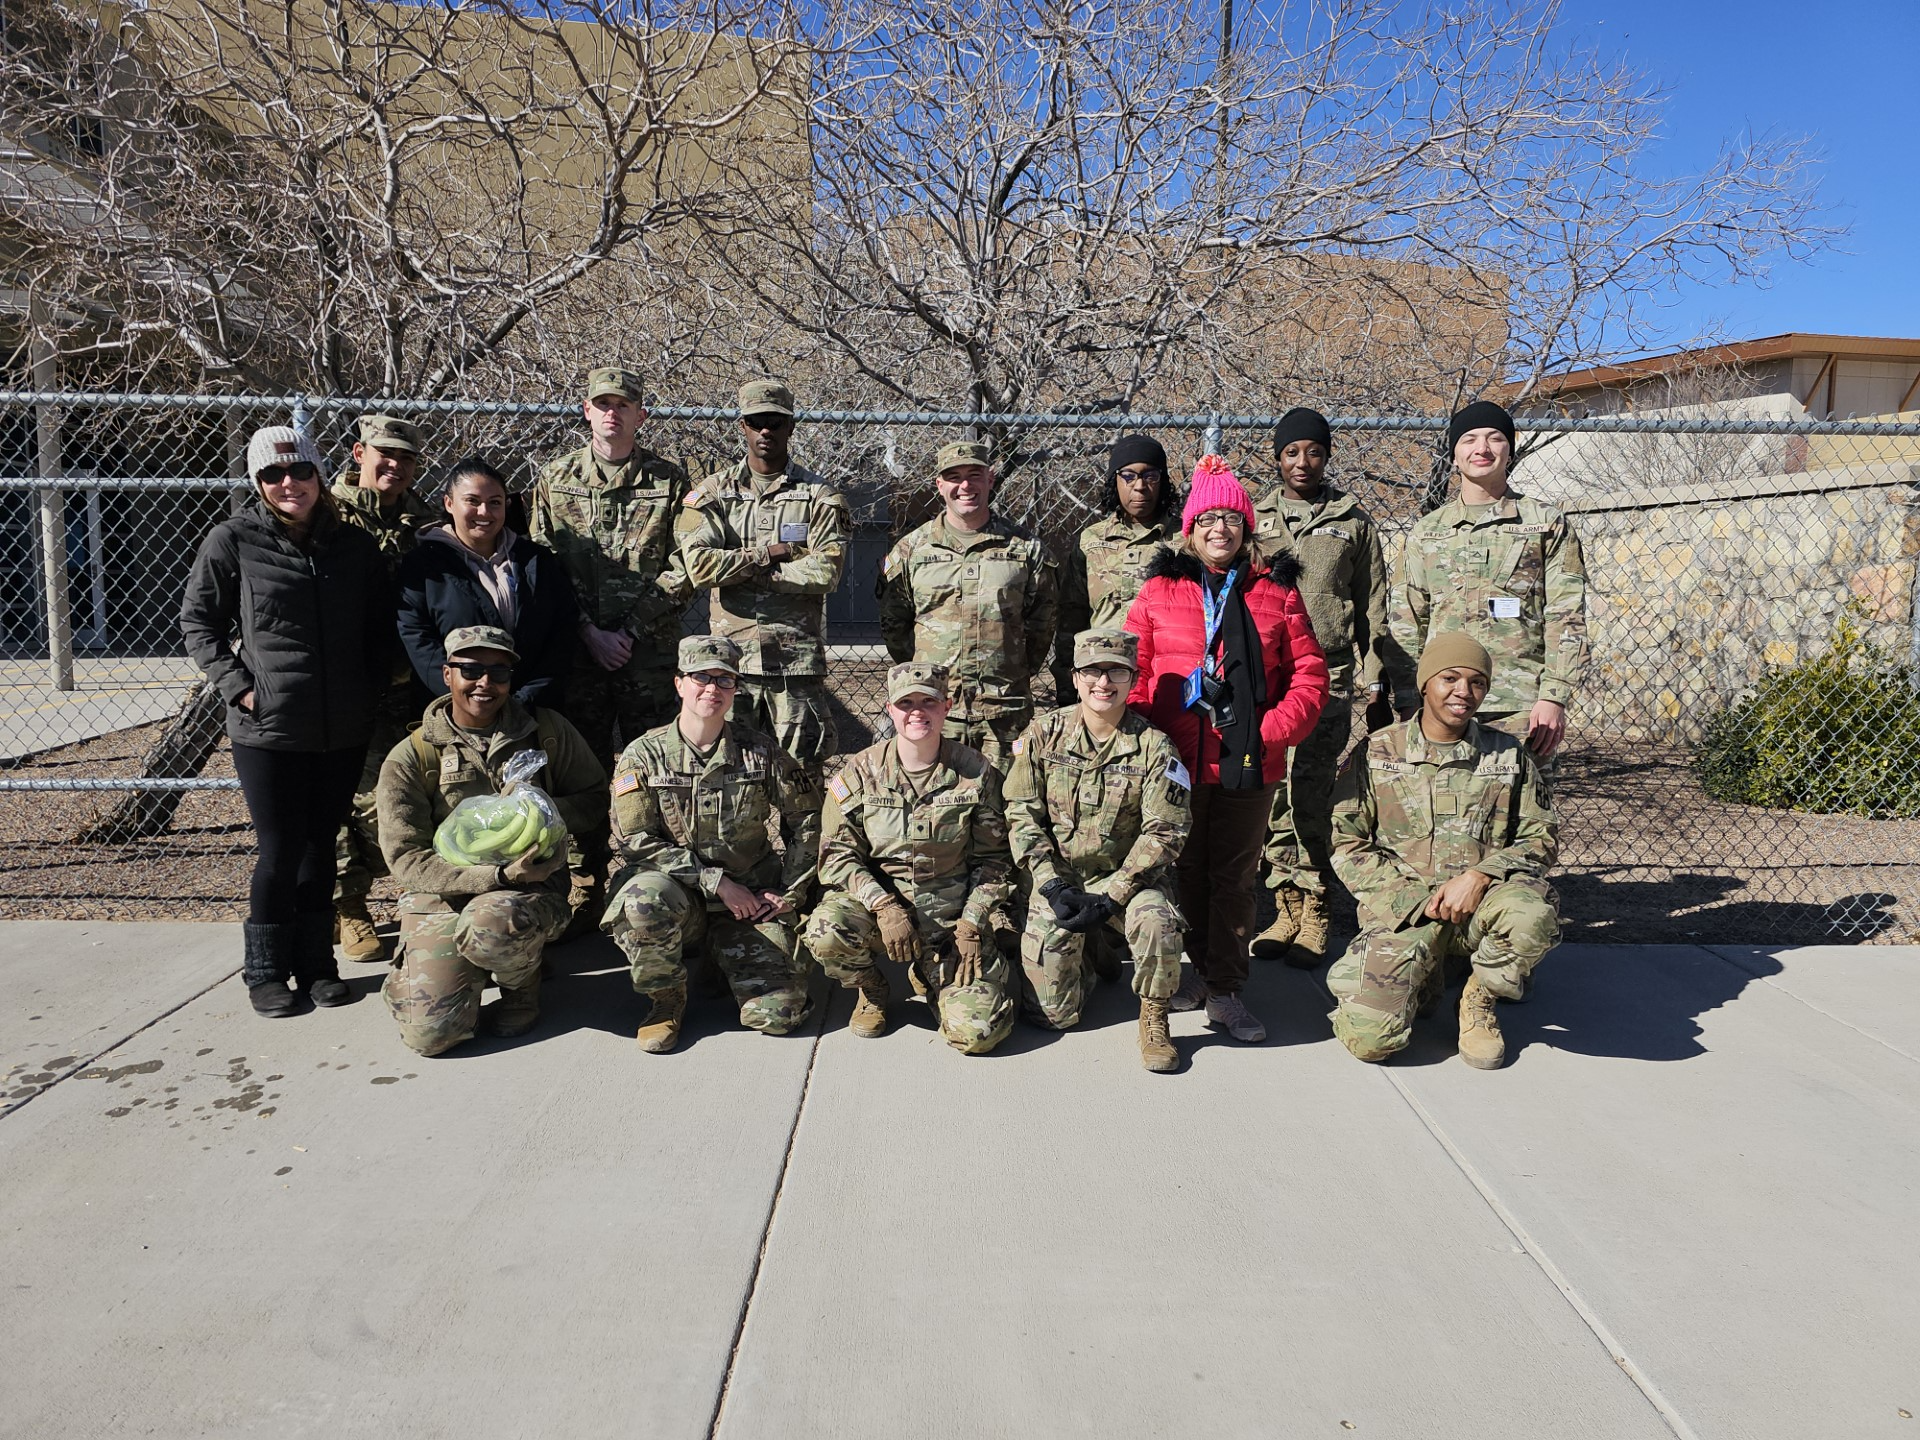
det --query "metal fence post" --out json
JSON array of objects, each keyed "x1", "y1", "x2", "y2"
[{"x1": 29, "y1": 328, "x2": 74, "y2": 691}]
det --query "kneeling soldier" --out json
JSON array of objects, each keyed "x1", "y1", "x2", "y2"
[
  {"x1": 377, "y1": 626, "x2": 607, "y2": 1056},
  {"x1": 1004, "y1": 628, "x2": 1190, "y2": 1072},
  {"x1": 802, "y1": 661, "x2": 1017, "y2": 1054},
  {"x1": 1328, "y1": 631, "x2": 1560, "y2": 1068},
  {"x1": 604, "y1": 635, "x2": 821, "y2": 1054}
]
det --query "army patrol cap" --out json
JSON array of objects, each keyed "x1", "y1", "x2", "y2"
[
  {"x1": 678, "y1": 634, "x2": 743, "y2": 677},
  {"x1": 245, "y1": 425, "x2": 324, "y2": 480},
  {"x1": 444, "y1": 625, "x2": 519, "y2": 663},
  {"x1": 886, "y1": 660, "x2": 950, "y2": 704},
  {"x1": 934, "y1": 439, "x2": 992, "y2": 476},
  {"x1": 1073, "y1": 627, "x2": 1139, "y2": 673},
  {"x1": 356, "y1": 414, "x2": 423, "y2": 454},
  {"x1": 738, "y1": 378, "x2": 795, "y2": 418},
  {"x1": 585, "y1": 366, "x2": 645, "y2": 404},
  {"x1": 1416, "y1": 631, "x2": 1493, "y2": 690}
]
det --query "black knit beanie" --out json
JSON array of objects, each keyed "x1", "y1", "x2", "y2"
[
  {"x1": 1108, "y1": 434, "x2": 1168, "y2": 478},
  {"x1": 1445, "y1": 400, "x2": 1516, "y2": 456},
  {"x1": 1272, "y1": 407, "x2": 1333, "y2": 458}
]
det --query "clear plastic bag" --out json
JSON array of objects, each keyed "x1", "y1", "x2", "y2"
[{"x1": 432, "y1": 749, "x2": 567, "y2": 867}]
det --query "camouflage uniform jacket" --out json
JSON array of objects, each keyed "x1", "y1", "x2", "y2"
[
  {"x1": 1330, "y1": 718, "x2": 1557, "y2": 931},
  {"x1": 878, "y1": 514, "x2": 1058, "y2": 722},
  {"x1": 1003, "y1": 705, "x2": 1191, "y2": 905},
  {"x1": 1055, "y1": 513, "x2": 1178, "y2": 690},
  {"x1": 376, "y1": 695, "x2": 608, "y2": 901},
  {"x1": 1254, "y1": 485, "x2": 1408, "y2": 697},
  {"x1": 530, "y1": 443, "x2": 692, "y2": 659},
  {"x1": 674, "y1": 458, "x2": 850, "y2": 677},
  {"x1": 608, "y1": 719, "x2": 821, "y2": 912},
  {"x1": 1390, "y1": 491, "x2": 1588, "y2": 715},
  {"x1": 329, "y1": 477, "x2": 437, "y2": 574},
  {"x1": 818, "y1": 738, "x2": 1014, "y2": 929}
]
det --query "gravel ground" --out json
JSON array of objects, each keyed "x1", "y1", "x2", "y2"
[{"x1": 3, "y1": 704, "x2": 1914, "y2": 942}]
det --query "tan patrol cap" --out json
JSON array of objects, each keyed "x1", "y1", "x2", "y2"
[
  {"x1": 886, "y1": 660, "x2": 949, "y2": 704},
  {"x1": 738, "y1": 379, "x2": 795, "y2": 417},
  {"x1": 356, "y1": 414, "x2": 423, "y2": 454},
  {"x1": 586, "y1": 366, "x2": 644, "y2": 403},
  {"x1": 444, "y1": 625, "x2": 519, "y2": 663},
  {"x1": 678, "y1": 634, "x2": 742, "y2": 677},
  {"x1": 935, "y1": 439, "x2": 992, "y2": 476},
  {"x1": 1416, "y1": 631, "x2": 1493, "y2": 689},
  {"x1": 1073, "y1": 627, "x2": 1139, "y2": 672}
]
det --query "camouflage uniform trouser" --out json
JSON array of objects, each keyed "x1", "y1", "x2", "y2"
[
  {"x1": 1019, "y1": 878, "x2": 1183, "y2": 1030},
  {"x1": 334, "y1": 691, "x2": 414, "y2": 904},
  {"x1": 383, "y1": 888, "x2": 571, "y2": 1057},
  {"x1": 1263, "y1": 674, "x2": 1355, "y2": 896},
  {"x1": 803, "y1": 887, "x2": 1015, "y2": 1055},
  {"x1": 1328, "y1": 876, "x2": 1560, "y2": 1060},
  {"x1": 735, "y1": 673, "x2": 839, "y2": 786},
  {"x1": 940, "y1": 712, "x2": 1028, "y2": 771},
  {"x1": 603, "y1": 870, "x2": 812, "y2": 1035}
]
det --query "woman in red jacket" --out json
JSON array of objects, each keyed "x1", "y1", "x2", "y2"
[{"x1": 1124, "y1": 455, "x2": 1329, "y2": 1043}]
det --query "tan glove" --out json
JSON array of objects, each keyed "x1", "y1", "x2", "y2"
[
  {"x1": 872, "y1": 895, "x2": 925, "y2": 967},
  {"x1": 501, "y1": 848, "x2": 566, "y2": 888},
  {"x1": 953, "y1": 919, "x2": 984, "y2": 988}
]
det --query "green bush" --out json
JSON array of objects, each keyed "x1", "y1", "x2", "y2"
[{"x1": 1695, "y1": 603, "x2": 1920, "y2": 818}]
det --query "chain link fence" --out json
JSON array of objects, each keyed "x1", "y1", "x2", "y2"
[{"x1": 4, "y1": 391, "x2": 1919, "y2": 941}]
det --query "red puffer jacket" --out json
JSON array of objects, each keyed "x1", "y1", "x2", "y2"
[{"x1": 1123, "y1": 548, "x2": 1329, "y2": 787}]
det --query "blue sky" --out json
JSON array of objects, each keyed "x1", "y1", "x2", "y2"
[{"x1": 1560, "y1": 0, "x2": 1920, "y2": 354}]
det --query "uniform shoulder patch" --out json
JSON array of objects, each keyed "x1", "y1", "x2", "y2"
[
  {"x1": 1164, "y1": 757, "x2": 1191, "y2": 790},
  {"x1": 613, "y1": 771, "x2": 641, "y2": 796},
  {"x1": 682, "y1": 487, "x2": 709, "y2": 509},
  {"x1": 1011, "y1": 736, "x2": 1027, "y2": 757},
  {"x1": 828, "y1": 774, "x2": 852, "y2": 803}
]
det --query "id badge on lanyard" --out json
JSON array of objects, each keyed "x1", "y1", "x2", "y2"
[{"x1": 1184, "y1": 569, "x2": 1236, "y2": 709}]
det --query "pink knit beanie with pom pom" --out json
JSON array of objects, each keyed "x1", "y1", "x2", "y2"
[{"x1": 1180, "y1": 454, "x2": 1255, "y2": 535}]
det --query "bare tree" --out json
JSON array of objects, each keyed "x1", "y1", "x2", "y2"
[{"x1": 0, "y1": 0, "x2": 813, "y2": 396}]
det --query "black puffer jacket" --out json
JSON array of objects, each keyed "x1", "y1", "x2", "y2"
[
  {"x1": 396, "y1": 526, "x2": 579, "y2": 709},
  {"x1": 181, "y1": 501, "x2": 394, "y2": 751}
]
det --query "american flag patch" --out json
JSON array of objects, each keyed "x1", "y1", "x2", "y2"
[{"x1": 613, "y1": 772, "x2": 640, "y2": 795}]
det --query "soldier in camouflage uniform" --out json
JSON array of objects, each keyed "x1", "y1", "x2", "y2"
[
  {"x1": 1052, "y1": 435, "x2": 1180, "y2": 698},
  {"x1": 331, "y1": 413, "x2": 437, "y2": 962},
  {"x1": 1328, "y1": 632, "x2": 1560, "y2": 1070},
  {"x1": 530, "y1": 365, "x2": 693, "y2": 772},
  {"x1": 802, "y1": 661, "x2": 1018, "y2": 1055},
  {"x1": 878, "y1": 439, "x2": 1058, "y2": 768},
  {"x1": 674, "y1": 379, "x2": 848, "y2": 787},
  {"x1": 1249, "y1": 408, "x2": 1413, "y2": 969},
  {"x1": 375, "y1": 627, "x2": 607, "y2": 1057},
  {"x1": 604, "y1": 635, "x2": 822, "y2": 1054},
  {"x1": 1005, "y1": 628, "x2": 1191, "y2": 1072},
  {"x1": 1390, "y1": 400, "x2": 1588, "y2": 759}
]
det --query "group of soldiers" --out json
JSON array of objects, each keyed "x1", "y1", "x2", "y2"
[{"x1": 335, "y1": 371, "x2": 1585, "y2": 1072}]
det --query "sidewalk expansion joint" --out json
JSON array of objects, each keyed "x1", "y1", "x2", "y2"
[
  {"x1": 1702, "y1": 945, "x2": 1920, "y2": 1065},
  {"x1": 1380, "y1": 1067, "x2": 1704, "y2": 1440},
  {"x1": 703, "y1": 986, "x2": 831, "y2": 1440}
]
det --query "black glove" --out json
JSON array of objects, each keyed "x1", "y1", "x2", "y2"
[
  {"x1": 1365, "y1": 693, "x2": 1397, "y2": 733},
  {"x1": 1039, "y1": 878, "x2": 1086, "y2": 926},
  {"x1": 1059, "y1": 893, "x2": 1117, "y2": 934}
]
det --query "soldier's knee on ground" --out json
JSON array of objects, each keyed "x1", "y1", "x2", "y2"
[
  {"x1": 738, "y1": 985, "x2": 814, "y2": 1035},
  {"x1": 939, "y1": 985, "x2": 1015, "y2": 1055},
  {"x1": 1331, "y1": 998, "x2": 1412, "y2": 1062}
]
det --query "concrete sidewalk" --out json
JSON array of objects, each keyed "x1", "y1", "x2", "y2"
[
  {"x1": 0, "y1": 656, "x2": 201, "y2": 761},
  {"x1": 2, "y1": 924, "x2": 1915, "y2": 1439}
]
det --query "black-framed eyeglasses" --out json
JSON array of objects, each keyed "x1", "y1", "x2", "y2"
[
  {"x1": 448, "y1": 661, "x2": 512, "y2": 683},
  {"x1": 741, "y1": 414, "x2": 792, "y2": 432},
  {"x1": 684, "y1": 671, "x2": 739, "y2": 691},
  {"x1": 258, "y1": 463, "x2": 318, "y2": 485},
  {"x1": 1075, "y1": 664, "x2": 1134, "y2": 686}
]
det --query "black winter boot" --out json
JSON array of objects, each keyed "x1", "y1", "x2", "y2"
[
  {"x1": 242, "y1": 922, "x2": 302, "y2": 1018},
  {"x1": 294, "y1": 912, "x2": 353, "y2": 1007}
]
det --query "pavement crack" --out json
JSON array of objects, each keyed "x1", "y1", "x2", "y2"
[
  {"x1": 1702, "y1": 945, "x2": 1920, "y2": 1065},
  {"x1": 703, "y1": 986, "x2": 830, "y2": 1440}
]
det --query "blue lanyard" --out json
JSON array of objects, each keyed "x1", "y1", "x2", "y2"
[{"x1": 1199, "y1": 568, "x2": 1238, "y2": 655}]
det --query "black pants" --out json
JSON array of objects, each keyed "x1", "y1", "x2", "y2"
[{"x1": 231, "y1": 743, "x2": 366, "y2": 925}]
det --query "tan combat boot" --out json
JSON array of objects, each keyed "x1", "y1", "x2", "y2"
[
  {"x1": 1249, "y1": 886, "x2": 1304, "y2": 960},
  {"x1": 848, "y1": 967, "x2": 891, "y2": 1038},
  {"x1": 1286, "y1": 890, "x2": 1330, "y2": 970},
  {"x1": 484, "y1": 981, "x2": 541, "y2": 1038},
  {"x1": 1457, "y1": 974, "x2": 1506, "y2": 1070},
  {"x1": 335, "y1": 898, "x2": 388, "y2": 963},
  {"x1": 636, "y1": 983, "x2": 687, "y2": 1053},
  {"x1": 1137, "y1": 998, "x2": 1178, "y2": 1073}
]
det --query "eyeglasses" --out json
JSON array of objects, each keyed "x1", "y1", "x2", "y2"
[
  {"x1": 685, "y1": 671, "x2": 738, "y2": 691},
  {"x1": 1116, "y1": 467, "x2": 1163, "y2": 486},
  {"x1": 741, "y1": 414, "x2": 792, "y2": 432},
  {"x1": 1075, "y1": 665, "x2": 1134, "y2": 686},
  {"x1": 448, "y1": 661, "x2": 512, "y2": 683},
  {"x1": 1194, "y1": 510, "x2": 1246, "y2": 532},
  {"x1": 258, "y1": 463, "x2": 318, "y2": 485}
]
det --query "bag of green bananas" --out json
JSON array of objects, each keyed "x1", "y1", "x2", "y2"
[{"x1": 432, "y1": 748, "x2": 567, "y2": 866}]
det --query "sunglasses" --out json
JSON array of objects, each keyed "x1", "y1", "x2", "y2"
[
  {"x1": 258, "y1": 463, "x2": 318, "y2": 485},
  {"x1": 448, "y1": 661, "x2": 512, "y2": 683},
  {"x1": 1115, "y1": 467, "x2": 1163, "y2": 485},
  {"x1": 741, "y1": 414, "x2": 792, "y2": 432}
]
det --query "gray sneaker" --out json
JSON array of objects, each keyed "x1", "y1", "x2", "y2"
[
  {"x1": 1205, "y1": 992, "x2": 1267, "y2": 1044},
  {"x1": 1169, "y1": 968, "x2": 1209, "y2": 1012}
]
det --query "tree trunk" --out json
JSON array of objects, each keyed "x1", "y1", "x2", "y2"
[{"x1": 76, "y1": 682, "x2": 228, "y2": 842}]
